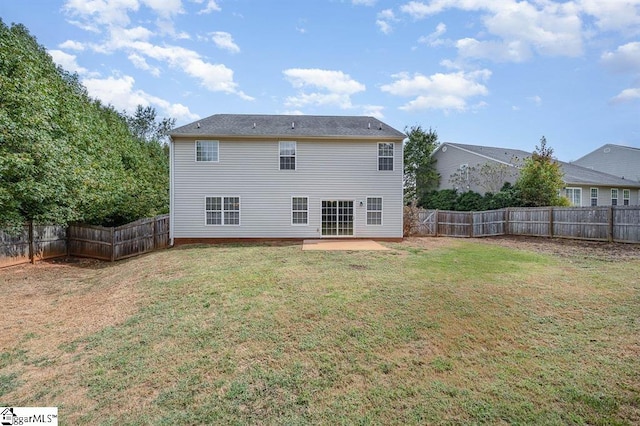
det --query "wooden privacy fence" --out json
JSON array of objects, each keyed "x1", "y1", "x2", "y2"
[
  {"x1": 410, "y1": 206, "x2": 640, "y2": 243},
  {"x1": 0, "y1": 214, "x2": 170, "y2": 268}
]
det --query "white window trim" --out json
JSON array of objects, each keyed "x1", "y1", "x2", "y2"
[
  {"x1": 590, "y1": 188, "x2": 598, "y2": 206},
  {"x1": 204, "y1": 196, "x2": 241, "y2": 226},
  {"x1": 565, "y1": 187, "x2": 582, "y2": 207},
  {"x1": 623, "y1": 189, "x2": 630, "y2": 206},
  {"x1": 377, "y1": 142, "x2": 394, "y2": 171},
  {"x1": 279, "y1": 141, "x2": 297, "y2": 171},
  {"x1": 366, "y1": 196, "x2": 383, "y2": 226},
  {"x1": 611, "y1": 188, "x2": 619, "y2": 206},
  {"x1": 195, "y1": 140, "x2": 220, "y2": 163},
  {"x1": 291, "y1": 196, "x2": 309, "y2": 226}
]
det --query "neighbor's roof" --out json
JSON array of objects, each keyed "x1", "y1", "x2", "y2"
[
  {"x1": 439, "y1": 142, "x2": 640, "y2": 188},
  {"x1": 170, "y1": 114, "x2": 406, "y2": 140}
]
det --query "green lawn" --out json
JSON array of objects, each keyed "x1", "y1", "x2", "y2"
[{"x1": 1, "y1": 238, "x2": 639, "y2": 424}]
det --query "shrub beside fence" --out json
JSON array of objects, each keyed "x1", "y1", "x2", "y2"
[
  {"x1": 1, "y1": 214, "x2": 169, "y2": 268},
  {"x1": 409, "y1": 206, "x2": 640, "y2": 243}
]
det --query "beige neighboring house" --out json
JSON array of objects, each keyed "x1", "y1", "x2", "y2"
[
  {"x1": 572, "y1": 144, "x2": 640, "y2": 183},
  {"x1": 432, "y1": 142, "x2": 640, "y2": 206}
]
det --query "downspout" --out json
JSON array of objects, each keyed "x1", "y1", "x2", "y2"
[{"x1": 169, "y1": 136, "x2": 175, "y2": 246}]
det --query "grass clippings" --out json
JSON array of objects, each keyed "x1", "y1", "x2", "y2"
[{"x1": 1, "y1": 238, "x2": 638, "y2": 424}]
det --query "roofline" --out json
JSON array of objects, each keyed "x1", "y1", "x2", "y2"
[
  {"x1": 436, "y1": 142, "x2": 522, "y2": 167},
  {"x1": 169, "y1": 133, "x2": 406, "y2": 142}
]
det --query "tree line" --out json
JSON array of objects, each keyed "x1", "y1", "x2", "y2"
[
  {"x1": 403, "y1": 126, "x2": 568, "y2": 211},
  {"x1": 0, "y1": 20, "x2": 173, "y2": 231}
]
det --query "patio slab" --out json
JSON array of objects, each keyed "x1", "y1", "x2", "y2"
[{"x1": 302, "y1": 240, "x2": 390, "y2": 251}]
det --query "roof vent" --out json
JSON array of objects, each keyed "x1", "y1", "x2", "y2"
[
  {"x1": 252, "y1": 122, "x2": 256, "y2": 129},
  {"x1": 368, "y1": 122, "x2": 371, "y2": 129},
  {"x1": 378, "y1": 123, "x2": 383, "y2": 130},
  {"x1": 197, "y1": 122, "x2": 201, "y2": 129},
  {"x1": 291, "y1": 122, "x2": 295, "y2": 129}
]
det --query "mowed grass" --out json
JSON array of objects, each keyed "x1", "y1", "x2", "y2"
[{"x1": 1, "y1": 239, "x2": 639, "y2": 424}]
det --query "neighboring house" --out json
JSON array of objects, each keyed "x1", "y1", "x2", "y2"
[
  {"x1": 432, "y1": 142, "x2": 640, "y2": 206},
  {"x1": 572, "y1": 144, "x2": 640, "y2": 182},
  {"x1": 169, "y1": 114, "x2": 406, "y2": 244}
]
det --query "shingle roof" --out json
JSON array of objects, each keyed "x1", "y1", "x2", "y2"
[
  {"x1": 170, "y1": 114, "x2": 406, "y2": 139},
  {"x1": 442, "y1": 142, "x2": 640, "y2": 188}
]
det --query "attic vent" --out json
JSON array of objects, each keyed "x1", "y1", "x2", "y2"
[
  {"x1": 604, "y1": 147, "x2": 611, "y2": 153},
  {"x1": 291, "y1": 122, "x2": 295, "y2": 129},
  {"x1": 442, "y1": 146, "x2": 447, "y2": 152}
]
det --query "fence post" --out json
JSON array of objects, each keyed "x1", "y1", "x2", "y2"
[
  {"x1": 434, "y1": 210, "x2": 439, "y2": 237},
  {"x1": 608, "y1": 207, "x2": 614, "y2": 242},
  {"x1": 549, "y1": 207, "x2": 554, "y2": 237},
  {"x1": 468, "y1": 211, "x2": 473, "y2": 237},
  {"x1": 504, "y1": 208, "x2": 510, "y2": 236},
  {"x1": 110, "y1": 226, "x2": 116, "y2": 262},
  {"x1": 28, "y1": 221, "x2": 35, "y2": 264}
]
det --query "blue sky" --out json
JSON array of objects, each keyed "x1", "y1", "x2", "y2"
[{"x1": 2, "y1": 0, "x2": 639, "y2": 161}]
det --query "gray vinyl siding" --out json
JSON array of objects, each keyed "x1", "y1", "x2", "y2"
[
  {"x1": 433, "y1": 146, "x2": 518, "y2": 195},
  {"x1": 171, "y1": 137, "x2": 403, "y2": 238},
  {"x1": 564, "y1": 185, "x2": 640, "y2": 206}
]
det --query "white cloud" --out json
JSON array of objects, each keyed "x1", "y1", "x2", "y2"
[
  {"x1": 63, "y1": 0, "x2": 140, "y2": 28},
  {"x1": 362, "y1": 104, "x2": 385, "y2": 119},
  {"x1": 610, "y1": 88, "x2": 640, "y2": 104},
  {"x1": 59, "y1": 40, "x2": 86, "y2": 51},
  {"x1": 211, "y1": 31, "x2": 240, "y2": 53},
  {"x1": 400, "y1": 0, "x2": 584, "y2": 61},
  {"x1": 418, "y1": 22, "x2": 447, "y2": 46},
  {"x1": 82, "y1": 75, "x2": 200, "y2": 120},
  {"x1": 198, "y1": 0, "x2": 221, "y2": 14},
  {"x1": 353, "y1": 0, "x2": 376, "y2": 6},
  {"x1": 528, "y1": 95, "x2": 542, "y2": 106},
  {"x1": 376, "y1": 9, "x2": 397, "y2": 34},
  {"x1": 48, "y1": 49, "x2": 89, "y2": 75},
  {"x1": 141, "y1": 0, "x2": 183, "y2": 17},
  {"x1": 579, "y1": 0, "x2": 640, "y2": 34},
  {"x1": 456, "y1": 38, "x2": 532, "y2": 62},
  {"x1": 601, "y1": 42, "x2": 640, "y2": 73},
  {"x1": 283, "y1": 68, "x2": 366, "y2": 109},
  {"x1": 380, "y1": 69, "x2": 491, "y2": 112},
  {"x1": 128, "y1": 53, "x2": 161, "y2": 76}
]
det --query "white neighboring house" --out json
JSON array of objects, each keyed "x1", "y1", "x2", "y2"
[
  {"x1": 431, "y1": 142, "x2": 640, "y2": 206},
  {"x1": 169, "y1": 114, "x2": 405, "y2": 244}
]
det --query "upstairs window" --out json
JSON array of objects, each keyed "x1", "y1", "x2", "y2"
[
  {"x1": 378, "y1": 143, "x2": 394, "y2": 171},
  {"x1": 367, "y1": 197, "x2": 383, "y2": 225},
  {"x1": 196, "y1": 140, "x2": 219, "y2": 162},
  {"x1": 611, "y1": 189, "x2": 618, "y2": 206},
  {"x1": 623, "y1": 189, "x2": 630, "y2": 206},
  {"x1": 280, "y1": 141, "x2": 296, "y2": 170},
  {"x1": 205, "y1": 196, "x2": 240, "y2": 225},
  {"x1": 590, "y1": 188, "x2": 598, "y2": 206}
]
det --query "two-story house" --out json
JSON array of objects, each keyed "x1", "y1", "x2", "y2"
[
  {"x1": 432, "y1": 142, "x2": 640, "y2": 206},
  {"x1": 169, "y1": 114, "x2": 405, "y2": 244}
]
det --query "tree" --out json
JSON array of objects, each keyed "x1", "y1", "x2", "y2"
[
  {"x1": 0, "y1": 20, "x2": 172, "y2": 229},
  {"x1": 516, "y1": 136, "x2": 569, "y2": 207},
  {"x1": 403, "y1": 126, "x2": 440, "y2": 204},
  {"x1": 125, "y1": 105, "x2": 175, "y2": 144}
]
